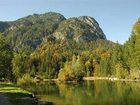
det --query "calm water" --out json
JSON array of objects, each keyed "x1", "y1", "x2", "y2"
[{"x1": 28, "y1": 80, "x2": 140, "y2": 105}]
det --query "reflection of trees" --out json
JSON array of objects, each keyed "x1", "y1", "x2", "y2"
[
  {"x1": 28, "y1": 82, "x2": 59, "y2": 95},
  {"x1": 28, "y1": 81, "x2": 140, "y2": 105},
  {"x1": 116, "y1": 82, "x2": 140, "y2": 105},
  {"x1": 92, "y1": 81, "x2": 116, "y2": 105},
  {"x1": 57, "y1": 81, "x2": 140, "y2": 105},
  {"x1": 57, "y1": 82, "x2": 95, "y2": 105}
]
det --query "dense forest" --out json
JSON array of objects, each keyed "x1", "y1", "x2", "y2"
[{"x1": 0, "y1": 12, "x2": 140, "y2": 85}]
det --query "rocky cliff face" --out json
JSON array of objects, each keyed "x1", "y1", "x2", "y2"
[
  {"x1": 78, "y1": 16, "x2": 106, "y2": 39},
  {"x1": 53, "y1": 16, "x2": 106, "y2": 42}
]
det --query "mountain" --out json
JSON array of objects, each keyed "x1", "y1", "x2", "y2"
[
  {"x1": 0, "y1": 12, "x2": 106, "y2": 51},
  {"x1": 2, "y1": 12, "x2": 66, "y2": 50},
  {"x1": 0, "y1": 22, "x2": 10, "y2": 32},
  {"x1": 53, "y1": 16, "x2": 106, "y2": 42}
]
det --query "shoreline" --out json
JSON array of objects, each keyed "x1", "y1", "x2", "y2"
[
  {"x1": 0, "y1": 82, "x2": 37, "y2": 105},
  {"x1": 83, "y1": 77, "x2": 140, "y2": 82},
  {"x1": 34, "y1": 77, "x2": 140, "y2": 83},
  {"x1": 37, "y1": 77, "x2": 140, "y2": 83}
]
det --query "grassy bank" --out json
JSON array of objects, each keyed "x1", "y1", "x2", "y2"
[{"x1": 0, "y1": 82, "x2": 36, "y2": 105}]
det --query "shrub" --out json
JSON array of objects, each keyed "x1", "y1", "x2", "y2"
[
  {"x1": 58, "y1": 56, "x2": 85, "y2": 82},
  {"x1": 17, "y1": 74, "x2": 34, "y2": 86}
]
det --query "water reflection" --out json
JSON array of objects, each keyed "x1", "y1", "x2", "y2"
[{"x1": 27, "y1": 81, "x2": 140, "y2": 105}]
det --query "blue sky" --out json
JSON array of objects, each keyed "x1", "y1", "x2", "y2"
[{"x1": 0, "y1": 0, "x2": 140, "y2": 44}]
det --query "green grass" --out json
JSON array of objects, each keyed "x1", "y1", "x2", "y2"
[
  {"x1": 0, "y1": 82, "x2": 30, "y2": 93},
  {"x1": 0, "y1": 82, "x2": 36, "y2": 105}
]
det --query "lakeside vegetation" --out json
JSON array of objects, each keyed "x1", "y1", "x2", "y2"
[
  {"x1": 0, "y1": 13, "x2": 140, "y2": 85},
  {"x1": 0, "y1": 82, "x2": 36, "y2": 105}
]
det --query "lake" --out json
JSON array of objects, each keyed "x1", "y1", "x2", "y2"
[{"x1": 27, "y1": 80, "x2": 140, "y2": 105}]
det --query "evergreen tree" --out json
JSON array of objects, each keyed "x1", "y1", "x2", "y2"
[{"x1": 0, "y1": 33, "x2": 13, "y2": 81}]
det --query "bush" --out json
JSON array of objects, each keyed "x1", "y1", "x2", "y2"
[
  {"x1": 17, "y1": 74, "x2": 34, "y2": 86},
  {"x1": 58, "y1": 56, "x2": 85, "y2": 82}
]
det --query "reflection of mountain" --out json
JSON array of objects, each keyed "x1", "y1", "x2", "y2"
[{"x1": 29, "y1": 81, "x2": 140, "y2": 105}]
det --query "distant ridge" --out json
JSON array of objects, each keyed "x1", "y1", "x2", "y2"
[{"x1": 0, "y1": 12, "x2": 106, "y2": 50}]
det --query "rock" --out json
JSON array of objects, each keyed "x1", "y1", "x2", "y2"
[
  {"x1": 53, "y1": 16, "x2": 106, "y2": 42},
  {"x1": 78, "y1": 16, "x2": 106, "y2": 39}
]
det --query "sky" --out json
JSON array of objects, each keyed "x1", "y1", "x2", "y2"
[{"x1": 0, "y1": 0, "x2": 140, "y2": 44}]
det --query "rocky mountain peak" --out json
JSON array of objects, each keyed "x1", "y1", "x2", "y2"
[
  {"x1": 78, "y1": 16, "x2": 99, "y2": 28},
  {"x1": 53, "y1": 16, "x2": 106, "y2": 42},
  {"x1": 78, "y1": 16, "x2": 106, "y2": 39}
]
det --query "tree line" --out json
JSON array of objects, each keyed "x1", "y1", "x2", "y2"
[{"x1": 0, "y1": 19, "x2": 140, "y2": 83}]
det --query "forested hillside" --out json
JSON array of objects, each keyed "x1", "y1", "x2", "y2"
[
  {"x1": 1, "y1": 12, "x2": 66, "y2": 51},
  {"x1": 0, "y1": 12, "x2": 140, "y2": 84}
]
